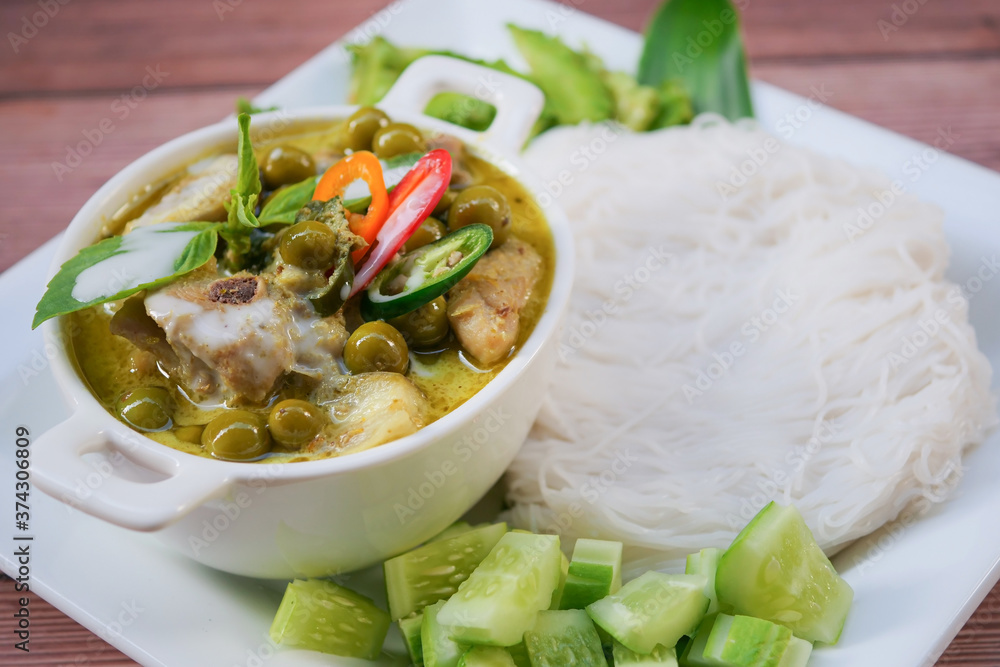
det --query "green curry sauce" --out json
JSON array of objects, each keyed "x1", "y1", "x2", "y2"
[{"x1": 67, "y1": 118, "x2": 554, "y2": 463}]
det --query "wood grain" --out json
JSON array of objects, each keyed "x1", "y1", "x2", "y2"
[{"x1": 0, "y1": 0, "x2": 998, "y2": 665}]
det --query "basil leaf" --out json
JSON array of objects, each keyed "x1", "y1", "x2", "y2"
[
  {"x1": 224, "y1": 113, "x2": 262, "y2": 230},
  {"x1": 32, "y1": 222, "x2": 218, "y2": 329},
  {"x1": 258, "y1": 175, "x2": 320, "y2": 225},
  {"x1": 638, "y1": 0, "x2": 754, "y2": 122}
]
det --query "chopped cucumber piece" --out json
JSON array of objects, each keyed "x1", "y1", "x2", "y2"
[
  {"x1": 524, "y1": 610, "x2": 607, "y2": 667},
  {"x1": 458, "y1": 645, "x2": 518, "y2": 667},
  {"x1": 685, "y1": 548, "x2": 723, "y2": 615},
  {"x1": 430, "y1": 521, "x2": 474, "y2": 542},
  {"x1": 399, "y1": 613, "x2": 424, "y2": 666},
  {"x1": 587, "y1": 572, "x2": 709, "y2": 654},
  {"x1": 716, "y1": 503, "x2": 853, "y2": 644},
  {"x1": 385, "y1": 522, "x2": 507, "y2": 620},
  {"x1": 680, "y1": 614, "x2": 812, "y2": 667},
  {"x1": 614, "y1": 640, "x2": 678, "y2": 666},
  {"x1": 550, "y1": 551, "x2": 570, "y2": 610},
  {"x1": 560, "y1": 539, "x2": 623, "y2": 610},
  {"x1": 268, "y1": 579, "x2": 390, "y2": 660},
  {"x1": 438, "y1": 532, "x2": 562, "y2": 646},
  {"x1": 422, "y1": 600, "x2": 467, "y2": 667}
]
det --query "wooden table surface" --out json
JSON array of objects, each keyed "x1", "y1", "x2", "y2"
[{"x1": 1, "y1": 0, "x2": 999, "y2": 664}]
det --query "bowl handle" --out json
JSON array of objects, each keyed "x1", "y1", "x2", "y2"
[
  {"x1": 31, "y1": 411, "x2": 231, "y2": 532},
  {"x1": 378, "y1": 55, "x2": 545, "y2": 154}
]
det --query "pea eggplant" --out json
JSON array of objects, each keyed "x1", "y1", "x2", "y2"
[{"x1": 361, "y1": 224, "x2": 493, "y2": 321}]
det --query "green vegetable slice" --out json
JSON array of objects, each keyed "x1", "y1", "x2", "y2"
[
  {"x1": 507, "y1": 25, "x2": 614, "y2": 125},
  {"x1": 614, "y1": 641, "x2": 678, "y2": 666},
  {"x1": 399, "y1": 613, "x2": 425, "y2": 666},
  {"x1": 680, "y1": 614, "x2": 812, "y2": 667},
  {"x1": 429, "y1": 521, "x2": 473, "y2": 543},
  {"x1": 437, "y1": 532, "x2": 562, "y2": 646},
  {"x1": 560, "y1": 539, "x2": 623, "y2": 610},
  {"x1": 638, "y1": 0, "x2": 753, "y2": 122},
  {"x1": 524, "y1": 609, "x2": 607, "y2": 667},
  {"x1": 586, "y1": 572, "x2": 709, "y2": 654},
  {"x1": 425, "y1": 92, "x2": 498, "y2": 132},
  {"x1": 685, "y1": 547, "x2": 723, "y2": 615},
  {"x1": 422, "y1": 600, "x2": 467, "y2": 667},
  {"x1": 32, "y1": 221, "x2": 218, "y2": 328},
  {"x1": 550, "y1": 550, "x2": 570, "y2": 610},
  {"x1": 362, "y1": 224, "x2": 493, "y2": 321},
  {"x1": 384, "y1": 522, "x2": 507, "y2": 620},
  {"x1": 268, "y1": 578, "x2": 390, "y2": 660},
  {"x1": 458, "y1": 646, "x2": 518, "y2": 667},
  {"x1": 715, "y1": 502, "x2": 853, "y2": 644}
]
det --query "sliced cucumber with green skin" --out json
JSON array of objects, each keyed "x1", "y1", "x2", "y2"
[
  {"x1": 430, "y1": 521, "x2": 473, "y2": 543},
  {"x1": 362, "y1": 224, "x2": 493, "y2": 321},
  {"x1": 680, "y1": 614, "x2": 812, "y2": 667},
  {"x1": 715, "y1": 502, "x2": 853, "y2": 644},
  {"x1": 458, "y1": 645, "x2": 518, "y2": 667},
  {"x1": 613, "y1": 640, "x2": 678, "y2": 666},
  {"x1": 685, "y1": 548, "x2": 723, "y2": 615},
  {"x1": 586, "y1": 572, "x2": 709, "y2": 654},
  {"x1": 399, "y1": 613, "x2": 424, "y2": 666},
  {"x1": 268, "y1": 579, "x2": 390, "y2": 660},
  {"x1": 385, "y1": 522, "x2": 507, "y2": 620},
  {"x1": 437, "y1": 532, "x2": 562, "y2": 646},
  {"x1": 550, "y1": 551, "x2": 570, "y2": 610},
  {"x1": 524, "y1": 610, "x2": 608, "y2": 667},
  {"x1": 422, "y1": 600, "x2": 467, "y2": 667},
  {"x1": 559, "y1": 539, "x2": 623, "y2": 610}
]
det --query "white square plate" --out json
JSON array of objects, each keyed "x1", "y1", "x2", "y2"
[{"x1": 3, "y1": 0, "x2": 999, "y2": 665}]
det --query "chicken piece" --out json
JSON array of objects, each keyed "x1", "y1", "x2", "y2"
[
  {"x1": 124, "y1": 155, "x2": 238, "y2": 233},
  {"x1": 314, "y1": 372, "x2": 429, "y2": 454},
  {"x1": 447, "y1": 238, "x2": 543, "y2": 365},
  {"x1": 141, "y1": 270, "x2": 347, "y2": 403}
]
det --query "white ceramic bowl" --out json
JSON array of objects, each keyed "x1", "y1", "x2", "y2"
[{"x1": 31, "y1": 57, "x2": 574, "y2": 579}]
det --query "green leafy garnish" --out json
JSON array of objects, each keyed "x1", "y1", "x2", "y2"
[
  {"x1": 220, "y1": 113, "x2": 263, "y2": 266},
  {"x1": 258, "y1": 175, "x2": 320, "y2": 225},
  {"x1": 638, "y1": 0, "x2": 753, "y2": 121},
  {"x1": 424, "y1": 92, "x2": 497, "y2": 132},
  {"x1": 32, "y1": 222, "x2": 218, "y2": 328},
  {"x1": 236, "y1": 97, "x2": 279, "y2": 115}
]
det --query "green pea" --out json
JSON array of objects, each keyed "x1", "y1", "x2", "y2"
[
  {"x1": 343, "y1": 321, "x2": 409, "y2": 374},
  {"x1": 389, "y1": 297, "x2": 449, "y2": 348},
  {"x1": 116, "y1": 387, "x2": 173, "y2": 432},
  {"x1": 268, "y1": 399, "x2": 325, "y2": 447},
  {"x1": 448, "y1": 184, "x2": 511, "y2": 248},
  {"x1": 345, "y1": 106, "x2": 390, "y2": 152},
  {"x1": 372, "y1": 123, "x2": 426, "y2": 159},
  {"x1": 261, "y1": 145, "x2": 316, "y2": 190},
  {"x1": 280, "y1": 220, "x2": 339, "y2": 270},
  {"x1": 202, "y1": 410, "x2": 271, "y2": 461},
  {"x1": 402, "y1": 217, "x2": 446, "y2": 254}
]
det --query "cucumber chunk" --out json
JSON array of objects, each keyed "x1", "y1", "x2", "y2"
[
  {"x1": 399, "y1": 613, "x2": 424, "y2": 666},
  {"x1": 586, "y1": 572, "x2": 709, "y2": 654},
  {"x1": 550, "y1": 551, "x2": 570, "y2": 610},
  {"x1": 431, "y1": 521, "x2": 474, "y2": 543},
  {"x1": 507, "y1": 642, "x2": 531, "y2": 667},
  {"x1": 524, "y1": 609, "x2": 608, "y2": 667},
  {"x1": 458, "y1": 645, "x2": 518, "y2": 667},
  {"x1": 715, "y1": 502, "x2": 853, "y2": 644},
  {"x1": 614, "y1": 640, "x2": 679, "y2": 666},
  {"x1": 422, "y1": 600, "x2": 467, "y2": 667},
  {"x1": 685, "y1": 548, "x2": 723, "y2": 615},
  {"x1": 438, "y1": 532, "x2": 562, "y2": 646},
  {"x1": 680, "y1": 613, "x2": 812, "y2": 667},
  {"x1": 268, "y1": 579, "x2": 390, "y2": 660},
  {"x1": 559, "y1": 539, "x2": 624, "y2": 610},
  {"x1": 385, "y1": 522, "x2": 507, "y2": 620}
]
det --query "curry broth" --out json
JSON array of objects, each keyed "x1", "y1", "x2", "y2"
[{"x1": 68, "y1": 119, "x2": 554, "y2": 462}]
